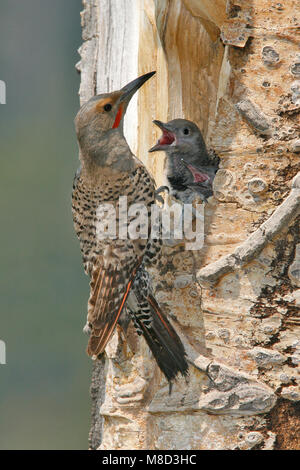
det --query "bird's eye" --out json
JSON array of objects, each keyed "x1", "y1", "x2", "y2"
[
  {"x1": 104, "y1": 103, "x2": 112, "y2": 112},
  {"x1": 183, "y1": 128, "x2": 190, "y2": 135}
]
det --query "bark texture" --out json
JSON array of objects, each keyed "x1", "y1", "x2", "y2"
[{"x1": 77, "y1": 0, "x2": 300, "y2": 450}]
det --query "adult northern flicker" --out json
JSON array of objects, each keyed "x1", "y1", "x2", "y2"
[
  {"x1": 72, "y1": 72, "x2": 188, "y2": 385},
  {"x1": 149, "y1": 118, "x2": 219, "y2": 203}
]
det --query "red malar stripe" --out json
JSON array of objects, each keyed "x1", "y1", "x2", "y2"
[{"x1": 112, "y1": 105, "x2": 123, "y2": 128}]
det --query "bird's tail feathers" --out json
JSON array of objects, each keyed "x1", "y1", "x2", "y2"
[{"x1": 133, "y1": 293, "x2": 189, "y2": 386}]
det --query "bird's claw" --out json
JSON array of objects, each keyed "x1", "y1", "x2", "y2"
[{"x1": 155, "y1": 186, "x2": 169, "y2": 204}]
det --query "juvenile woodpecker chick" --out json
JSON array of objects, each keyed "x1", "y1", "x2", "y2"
[
  {"x1": 149, "y1": 118, "x2": 219, "y2": 203},
  {"x1": 72, "y1": 72, "x2": 189, "y2": 386}
]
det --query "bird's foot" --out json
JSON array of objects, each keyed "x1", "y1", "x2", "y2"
[{"x1": 155, "y1": 186, "x2": 169, "y2": 206}]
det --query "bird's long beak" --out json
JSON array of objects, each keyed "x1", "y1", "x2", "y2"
[
  {"x1": 112, "y1": 71, "x2": 155, "y2": 129},
  {"x1": 149, "y1": 120, "x2": 176, "y2": 152},
  {"x1": 120, "y1": 71, "x2": 156, "y2": 103}
]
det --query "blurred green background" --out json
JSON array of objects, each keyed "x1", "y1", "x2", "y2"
[{"x1": 0, "y1": 0, "x2": 93, "y2": 449}]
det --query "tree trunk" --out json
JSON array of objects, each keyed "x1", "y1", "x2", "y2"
[{"x1": 77, "y1": 0, "x2": 300, "y2": 450}]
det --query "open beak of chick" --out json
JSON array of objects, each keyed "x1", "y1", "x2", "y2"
[{"x1": 149, "y1": 120, "x2": 176, "y2": 152}]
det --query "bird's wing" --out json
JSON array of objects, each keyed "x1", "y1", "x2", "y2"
[{"x1": 86, "y1": 254, "x2": 142, "y2": 356}]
